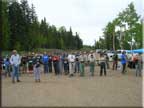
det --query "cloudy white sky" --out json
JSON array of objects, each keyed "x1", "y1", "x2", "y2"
[{"x1": 25, "y1": 0, "x2": 142, "y2": 46}]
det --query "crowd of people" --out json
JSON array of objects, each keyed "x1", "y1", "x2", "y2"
[{"x1": 1, "y1": 49, "x2": 143, "y2": 83}]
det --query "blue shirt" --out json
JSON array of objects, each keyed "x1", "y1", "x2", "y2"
[
  {"x1": 42, "y1": 55, "x2": 49, "y2": 64},
  {"x1": 121, "y1": 54, "x2": 127, "y2": 64},
  {"x1": 4, "y1": 60, "x2": 10, "y2": 66}
]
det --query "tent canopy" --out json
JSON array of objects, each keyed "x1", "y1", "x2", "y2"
[{"x1": 125, "y1": 49, "x2": 144, "y2": 53}]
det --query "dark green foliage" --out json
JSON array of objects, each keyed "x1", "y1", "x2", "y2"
[
  {"x1": 2, "y1": 0, "x2": 10, "y2": 50},
  {"x1": 2, "y1": 0, "x2": 83, "y2": 51}
]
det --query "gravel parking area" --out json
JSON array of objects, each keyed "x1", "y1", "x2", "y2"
[{"x1": 2, "y1": 66, "x2": 142, "y2": 107}]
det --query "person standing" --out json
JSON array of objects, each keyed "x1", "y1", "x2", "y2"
[
  {"x1": 121, "y1": 51, "x2": 127, "y2": 74},
  {"x1": 63, "y1": 55, "x2": 69, "y2": 75},
  {"x1": 131, "y1": 54, "x2": 136, "y2": 68},
  {"x1": 33, "y1": 54, "x2": 41, "y2": 82},
  {"x1": 10, "y1": 50, "x2": 21, "y2": 83},
  {"x1": 48, "y1": 54, "x2": 53, "y2": 73},
  {"x1": 4, "y1": 57, "x2": 11, "y2": 77},
  {"x1": 105, "y1": 54, "x2": 109, "y2": 69},
  {"x1": 52, "y1": 54, "x2": 60, "y2": 75},
  {"x1": 135, "y1": 54, "x2": 142, "y2": 77},
  {"x1": 52, "y1": 55, "x2": 57, "y2": 75},
  {"x1": 27, "y1": 53, "x2": 35, "y2": 74},
  {"x1": 59, "y1": 54, "x2": 64, "y2": 75},
  {"x1": 89, "y1": 54, "x2": 95, "y2": 76},
  {"x1": 21, "y1": 55, "x2": 28, "y2": 74},
  {"x1": 79, "y1": 52, "x2": 85, "y2": 76},
  {"x1": 75, "y1": 53, "x2": 80, "y2": 73},
  {"x1": 112, "y1": 52, "x2": 118, "y2": 70},
  {"x1": 68, "y1": 53, "x2": 75, "y2": 77},
  {"x1": 83, "y1": 52, "x2": 88, "y2": 66},
  {"x1": 99, "y1": 53, "x2": 107, "y2": 76},
  {"x1": 42, "y1": 52, "x2": 49, "y2": 74}
]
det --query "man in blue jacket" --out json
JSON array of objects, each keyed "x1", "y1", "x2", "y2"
[
  {"x1": 42, "y1": 52, "x2": 49, "y2": 74},
  {"x1": 121, "y1": 51, "x2": 127, "y2": 74}
]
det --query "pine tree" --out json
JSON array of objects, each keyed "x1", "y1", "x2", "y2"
[{"x1": 2, "y1": 0, "x2": 10, "y2": 50}]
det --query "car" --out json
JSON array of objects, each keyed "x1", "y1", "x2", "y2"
[{"x1": 96, "y1": 49, "x2": 102, "y2": 53}]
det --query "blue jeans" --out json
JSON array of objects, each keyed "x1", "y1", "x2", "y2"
[
  {"x1": 12, "y1": 65, "x2": 19, "y2": 81},
  {"x1": 64, "y1": 63, "x2": 69, "y2": 74},
  {"x1": 75, "y1": 61, "x2": 80, "y2": 73},
  {"x1": 5, "y1": 65, "x2": 11, "y2": 77},
  {"x1": 44, "y1": 64, "x2": 49, "y2": 73}
]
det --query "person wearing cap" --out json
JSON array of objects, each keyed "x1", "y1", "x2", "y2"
[{"x1": 10, "y1": 50, "x2": 21, "y2": 83}]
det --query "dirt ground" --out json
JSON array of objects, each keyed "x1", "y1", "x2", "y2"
[{"x1": 2, "y1": 65, "x2": 142, "y2": 107}]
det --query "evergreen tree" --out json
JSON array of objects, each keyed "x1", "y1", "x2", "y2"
[
  {"x1": 8, "y1": 1, "x2": 23, "y2": 50},
  {"x1": 2, "y1": 0, "x2": 10, "y2": 50},
  {"x1": 2, "y1": 0, "x2": 83, "y2": 51}
]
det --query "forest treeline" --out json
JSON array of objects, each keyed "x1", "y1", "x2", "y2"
[{"x1": 2, "y1": 0, "x2": 83, "y2": 51}]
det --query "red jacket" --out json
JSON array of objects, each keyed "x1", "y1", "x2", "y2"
[{"x1": 52, "y1": 56, "x2": 60, "y2": 62}]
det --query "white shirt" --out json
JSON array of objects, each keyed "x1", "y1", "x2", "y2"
[
  {"x1": 89, "y1": 57, "x2": 95, "y2": 63},
  {"x1": 10, "y1": 54, "x2": 21, "y2": 66},
  {"x1": 83, "y1": 54, "x2": 88, "y2": 62},
  {"x1": 79, "y1": 55, "x2": 84, "y2": 62},
  {"x1": 68, "y1": 54, "x2": 75, "y2": 62},
  {"x1": 99, "y1": 56, "x2": 106, "y2": 63},
  {"x1": 88, "y1": 53, "x2": 96, "y2": 61}
]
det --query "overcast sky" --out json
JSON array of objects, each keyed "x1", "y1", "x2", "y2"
[{"x1": 25, "y1": 0, "x2": 142, "y2": 46}]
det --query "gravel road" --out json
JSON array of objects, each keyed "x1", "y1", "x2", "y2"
[{"x1": 2, "y1": 66, "x2": 142, "y2": 107}]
